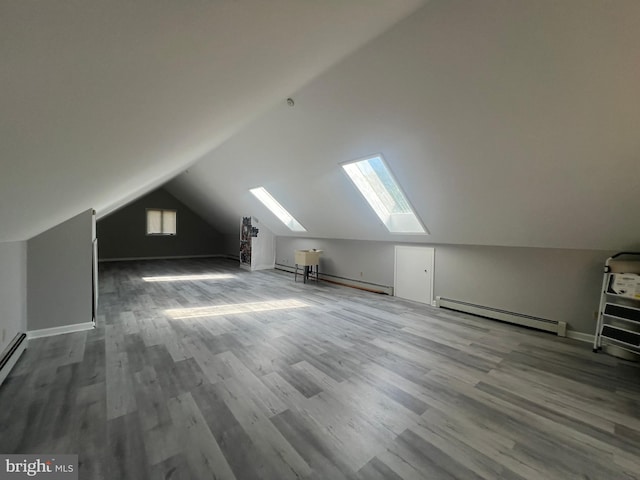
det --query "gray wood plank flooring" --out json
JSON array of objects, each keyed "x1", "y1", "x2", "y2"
[{"x1": 1, "y1": 258, "x2": 640, "y2": 479}]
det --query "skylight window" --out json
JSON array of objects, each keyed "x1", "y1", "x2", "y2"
[
  {"x1": 342, "y1": 155, "x2": 427, "y2": 234},
  {"x1": 249, "y1": 187, "x2": 306, "y2": 232}
]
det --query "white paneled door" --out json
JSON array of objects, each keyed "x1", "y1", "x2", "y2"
[{"x1": 394, "y1": 246, "x2": 435, "y2": 305}]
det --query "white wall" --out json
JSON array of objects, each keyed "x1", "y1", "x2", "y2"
[
  {"x1": 251, "y1": 217, "x2": 276, "y2": 271},
  {"x1": 277, "y1": 237, "x2": 394, "y2": 289},
  {"x1": 434, "y1": 246, "x2": 608, "y2": 335},
  {"x1": 0, "y1": 0, "x2": 424, "y2": 243},
  {"x1": 276, "y1": 237, "x2": 610, "y2": 335},
  {"x1": 27, "y1": 210, "x2": 93, "y2": 332},
  {"x1": 0, "y1": 241, "x2": 27, "y2": 353},
  {"x1": 167, "y1": 0, "x2": 640, "y2": 251}
]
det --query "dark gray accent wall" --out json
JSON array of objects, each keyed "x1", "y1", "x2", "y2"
[
  {"x1": 97, "y1": 188, "x2": 224, "y2": 260},
  {"x1": 222, "y1": 233, "x2": 240, "y2": 259},
  {"x1": 276, "y1": 237, "x2": 611, "y2": 335},
  {"x1": 0, "y1": 241, "x2": 27, "y2": 353},
  {"x1": 27, "y1": 209, "x2": 93, "y2": 331}
]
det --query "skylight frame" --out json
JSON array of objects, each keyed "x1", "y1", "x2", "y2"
[
  {"x1": 249, "y1": 187, "x2": 307, "y2": 232},
  {"x1": 341, "y1": 154, "x2": 428, "y2": 234}
]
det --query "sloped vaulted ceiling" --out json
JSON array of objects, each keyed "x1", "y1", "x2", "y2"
[
  {"x1": 0, "y1": 0, "x2": 426, "y2": 242},
  {"x1": 167, "y1": 0, "x2": 640, "y2": 251}
]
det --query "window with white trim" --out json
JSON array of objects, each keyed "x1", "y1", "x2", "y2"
[
  {"x1": 146, "y1": 209, "x2": 177, "y2": 235},
  {"x1": 342, "y1": 154, "x2": 427, "y2": 234}
]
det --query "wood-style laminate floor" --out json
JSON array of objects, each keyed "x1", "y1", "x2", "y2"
[{"x1": 1, "y1": 258, "x2": 639, "y2": 479}]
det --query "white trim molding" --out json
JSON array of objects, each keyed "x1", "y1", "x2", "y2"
[
  {"x1": 274, "y1": 264, "x2": 393, "y2": 295},
  {"x1": 99, "y1": 254, "x2": 238, "y2": 263},
  {"x1": 566, "y1": 330, "x2": 595, "y2": 344},
  {"x1": 28, "y1": 322, "x2": 94, "y2": 340}
]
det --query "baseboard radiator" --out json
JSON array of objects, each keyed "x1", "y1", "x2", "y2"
[
  {"x1": 436, "y1": 297, "x2": 567, "y2": 337},
  {"x1": 0, "y1": 332, "x2": 27, "y2": 387},
  {"x1": 274, "y1": 263, "x2": 393, "y2": 295}
]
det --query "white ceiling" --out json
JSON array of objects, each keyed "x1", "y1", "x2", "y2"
[
  {"x1": 167, "y1": 0, "x2": 640, "y2": 251},
  {"x1": 3, "y1": 0, "x2": 639, "y2": 251},
  {"x1": 0, "y1": 0, "x2": 426, "y2": 242}
]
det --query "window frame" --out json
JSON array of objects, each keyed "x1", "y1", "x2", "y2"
[
  {"x1": 146, "y1": 208, "x2": 177, "y2": 236},
  {"x1": 341, "y1": 154, "x2": 428, "y2": 235}
]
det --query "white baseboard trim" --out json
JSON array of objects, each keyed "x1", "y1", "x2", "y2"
[
  {"x1": 99, "y1": 254, "x2": 238, "y2": 263},
  {"x1": 28, "y1": 322, "x2": 94, "y2": 340},
  {"x1": 240, "y1": 264, "x2": 277, "y2": 272},
  {"x1": 275, "y1": 264, "x2": 393, "y2": 295},
  {"x1": 566, "y1": 330, "x2": 594, "y2": 343}
]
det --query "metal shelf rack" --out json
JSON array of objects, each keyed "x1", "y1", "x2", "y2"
[{"x1": 593, "y1": 252, "x2": 640, "y2": 359}]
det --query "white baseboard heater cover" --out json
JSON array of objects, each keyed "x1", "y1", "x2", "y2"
[
  {"x1": 0, "y1": 332, "x2": 27, "y2": 387},
  {"x1": 436, "y1": 297, "x2": 567, "y2": 337}
]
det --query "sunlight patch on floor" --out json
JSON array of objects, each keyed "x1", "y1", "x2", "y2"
[
  {"x1": 165, "y1": 299, "x2": 309, "y2": 319},
  {"x1": 142, "y1": 273, "x2": 235, "y2": 282}
]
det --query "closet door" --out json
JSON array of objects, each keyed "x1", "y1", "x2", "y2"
[{"x1": 394, "y1": 246, "x2": 434, "y2": 305}]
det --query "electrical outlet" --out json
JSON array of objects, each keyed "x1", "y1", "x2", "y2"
[
  {"x1": 593, "y1": 311, "x2": 599, "y2": 320},
  {"x1": 360, "y1": 272, "x2": 363, "y2": 277}
]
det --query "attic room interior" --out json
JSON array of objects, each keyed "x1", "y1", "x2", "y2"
[{"x1": 1, "y1": 0, "x2": 640, "y2": 478}]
